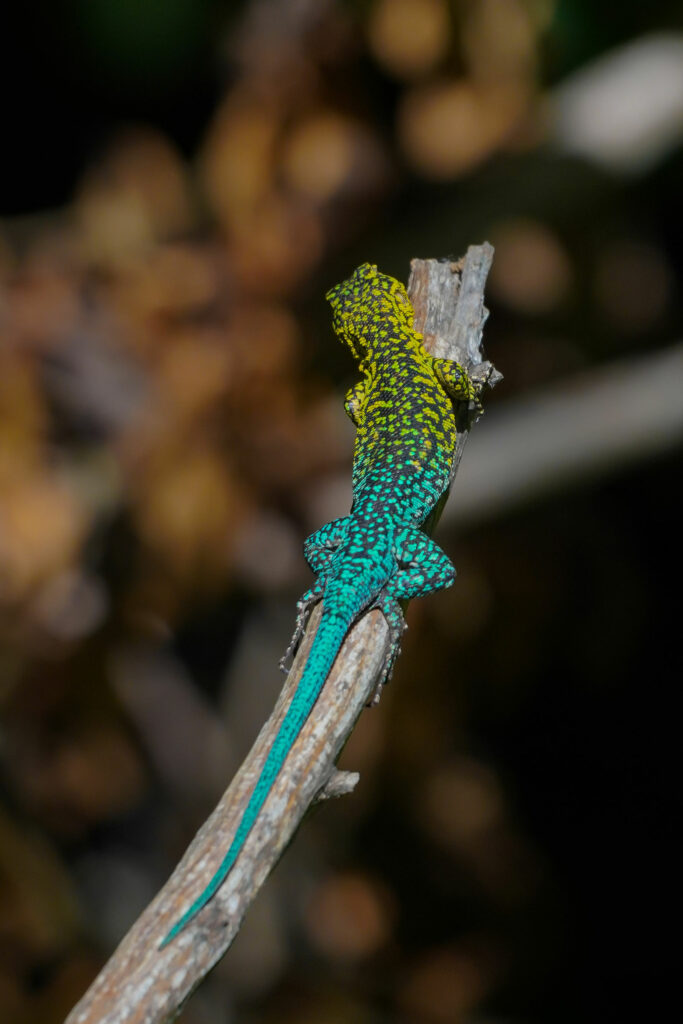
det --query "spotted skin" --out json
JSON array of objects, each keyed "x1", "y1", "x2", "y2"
[{"x1": 160, "y1": 264, "x2": 485, "y2": 947}]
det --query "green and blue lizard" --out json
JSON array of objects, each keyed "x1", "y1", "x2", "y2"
[{"x1": 160, "y1": 263, "x2": 488, "y2": 947}]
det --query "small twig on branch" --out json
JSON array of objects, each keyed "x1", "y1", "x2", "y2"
[{"x1": 65, "y1": 247, "x2": 500, "y2": 1024}]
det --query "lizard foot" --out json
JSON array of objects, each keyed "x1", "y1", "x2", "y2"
[
  {"x1": 279, "y1": 581, "x2": 324, "y2": 674},
  {"x1": 367, "y1": 593, "x2": 407, "y2": 706},
  {"x1": 468, "y1": 361, "x2": 493, "y2": 418}
]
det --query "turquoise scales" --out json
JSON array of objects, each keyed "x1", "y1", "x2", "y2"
[{"x1": 160, "y1": 264, "x2": 486, "y2": 947}]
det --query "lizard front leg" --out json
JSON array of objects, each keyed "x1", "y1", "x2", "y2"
[
  {"x1": 344, "y1": 380, "x2": 367, "y2": 426},
  {"x1": 432, "y1": 357, "x2": 492, "y2": 415}
]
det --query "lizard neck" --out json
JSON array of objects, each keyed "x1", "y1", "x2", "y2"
[{"x1": 358, "y1": 319, "x2": 424, "y2": 374}]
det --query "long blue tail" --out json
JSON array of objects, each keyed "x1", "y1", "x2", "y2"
[{"x1": 159, "y1": 599, "x2": 358, "y2": 947}]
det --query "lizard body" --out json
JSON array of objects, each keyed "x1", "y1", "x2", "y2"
[{"x1": 160, "y1": 264, "x2": 485, "y2": 947}]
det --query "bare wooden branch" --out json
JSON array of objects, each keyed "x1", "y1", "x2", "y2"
[
  {"x1": 409, "y1": 246, "x2": 502, "y2": 492},
  {"x1": 65, "y1": 248, "x2": 499, "y2": 1024}
]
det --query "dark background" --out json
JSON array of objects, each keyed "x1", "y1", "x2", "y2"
[{"x1": 1, "y1": 2, "x2": 681, "y2": 1021}]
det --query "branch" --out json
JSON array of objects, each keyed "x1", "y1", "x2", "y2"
[{"x1": 65, "y1": 248, "x2": 499, "y2": 1024}]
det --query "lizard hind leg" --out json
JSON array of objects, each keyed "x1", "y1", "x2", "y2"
[
  {"x1": 303, "y1": 517, "x2": 351, "y2": 574},
  {"x1": 279, "y1": 578, "x2": 325, "y2": 674},
  {"x1": 367, "y1": 592, "x2": 407, "y2": 706},
  {"x1": 282, "y1": 518, "x2": 351, "y2": 674},
  {"x1": 368, "y1": 529, "x2": 457, "y2": 705},
  {"x1": 390, "y1": 528, "x2": 456, "y2": 598}
]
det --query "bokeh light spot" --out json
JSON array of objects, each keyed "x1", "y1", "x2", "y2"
[
  {"x1": 368, "y1": 0, "x2": 451, "y2": 79},
  {"x1": 489, "y1": 218, "x2": 573, "y2": 314}
]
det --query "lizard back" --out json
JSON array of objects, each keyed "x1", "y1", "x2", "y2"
[{"x1": 327, "y1": 263, "x2": 464, "y2": 525}]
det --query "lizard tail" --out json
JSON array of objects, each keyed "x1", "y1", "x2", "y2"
[{"x1": 159, "y1": 595, "x2": 361, "y2": 948}]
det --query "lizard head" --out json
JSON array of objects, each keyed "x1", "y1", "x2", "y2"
[{"x1": 326, "y1": 263, "x2": 414, "y2": 361}]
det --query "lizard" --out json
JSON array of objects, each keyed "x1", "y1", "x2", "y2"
[{"x1": 160, "y1": 262, "x2": 489, "y2": 948}]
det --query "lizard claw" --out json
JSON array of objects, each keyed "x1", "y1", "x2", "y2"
[
  {"x1": 366, "y1": 593, "x2": 408, "y2": 706},
  {"x1": 280, "y1": 583, "x2": 324, "y2": 674}
]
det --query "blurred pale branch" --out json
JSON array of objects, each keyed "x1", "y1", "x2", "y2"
[
  {"x1": 448, "y1": 342, "x2": 683, "y2": 526},
  {"x1": 550, "y1": 33, "x2": 683, "y2": 175},
  {"x1": 64, "y1": 248, "x2": 497, "y2": 1024}
]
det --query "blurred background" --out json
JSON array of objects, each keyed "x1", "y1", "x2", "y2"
[{"x1": 1, "y1": 1, "x2": 682, "y2": 1021}]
